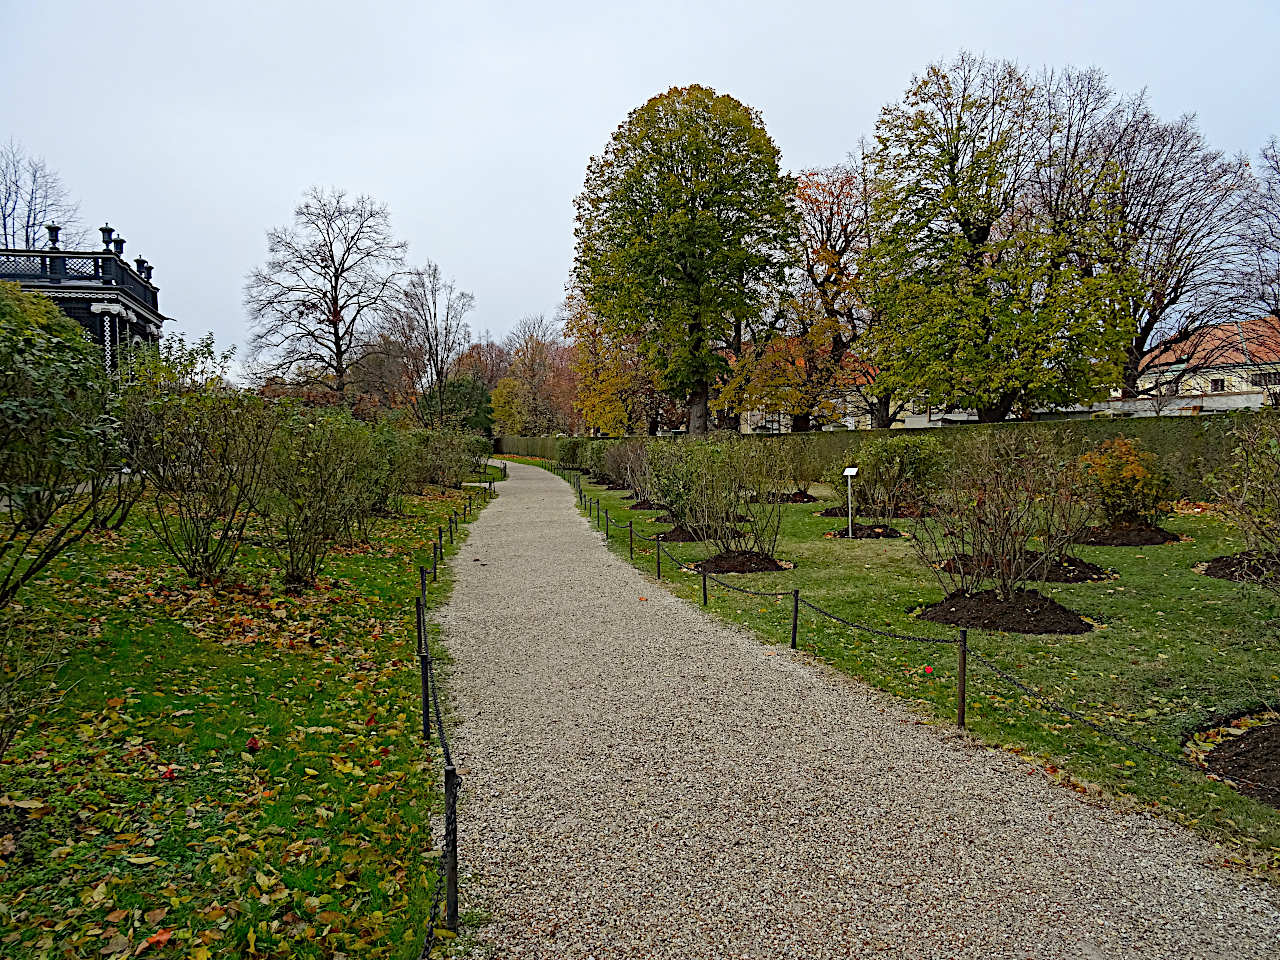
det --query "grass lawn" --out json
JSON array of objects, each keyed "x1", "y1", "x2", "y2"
[
  {"x1": 509, "y1": 456, "x2": 1280, "y2": 875},
  {"x1": 0, "y1": 480, "x2": 496, "y2": 959}
]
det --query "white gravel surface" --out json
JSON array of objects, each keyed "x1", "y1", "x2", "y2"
[{"x1": 439, "y1": 461, "x2": 1280, "y2": 959}]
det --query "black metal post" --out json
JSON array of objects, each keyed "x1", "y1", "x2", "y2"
[
  {"x1": 957, "y1": 629, "x2": 968, "y2": 729},
  {"x1": 791, "y1": 589, "x2": 799, "y2": 650},
  {"x1": 418, "y1": 564, "x2": 427, "y2": 599},
  {"x1": 656, "y1": 541, "x2": 662, "y2": 580},
  {"x1": 604, "y1": 508, "x2": 609, "y2": 536},
  {"x1": 444, "y1": 763, "x2": 459, "y2": 930},
  {"x1": 416, "y1": 596, "x2": 430, "y2": 743},
  {"x1": 437, "y1": 525, "x2": 443, "y2": 556},
  {"x1": 629, "y1": 522, "x2": 634, "y2": 561},
  {"x1": 702, "y1": 567, "x2": 708, "y2": 606},
  {"x1": 449, "y1": 513, "x2": 455, "y2": 544}
]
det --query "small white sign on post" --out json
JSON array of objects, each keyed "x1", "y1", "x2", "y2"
[{"x1": 843, "y1": 467, "x2": 858, "y2": 539}]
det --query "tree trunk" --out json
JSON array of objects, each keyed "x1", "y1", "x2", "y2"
[
  {"x1": 975, "y1": 395, "x2": 1016, "y2": 423},
  {"x1": 687, "y1": 386, "x2": 710, "y2": 435},
  {"x1": 1121, "y1": 350, "x2": 1142, "y2": 398},
  {"x1": 647, "y1": 413, "x2": 659, "y2": 436},
  {"x1": 791, "y1": 412, "x2": 813, "y2": 433},
  {"x1": 868, "y1": 396, "x2": 895, "y2": 430}
]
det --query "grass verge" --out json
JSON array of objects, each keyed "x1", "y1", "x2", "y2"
[{"x1": 0, "y1": 483, "x2": 493, "y2": 958}]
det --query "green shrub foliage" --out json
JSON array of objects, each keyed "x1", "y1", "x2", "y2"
[
  {"x1": 258, "y1": 411, "x2": 381, "y2": 589},
  {"x1": 121, "y1": 337, "x2": 280, "y2": 582},
  {"x1": 0, "y1": 283, "x2": 125, "y2": 606}
]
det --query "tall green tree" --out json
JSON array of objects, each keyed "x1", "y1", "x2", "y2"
[
  {"x1": 573, "y1": 85, "x2": 796, "y2": 434},
  {"x1": 870, "y1": 55, "x2": 1133, "y2": 422}
]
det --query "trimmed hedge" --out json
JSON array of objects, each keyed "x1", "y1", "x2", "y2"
[{"x1": 496, "y1": 414, "x2": 1238, "y2": 501}]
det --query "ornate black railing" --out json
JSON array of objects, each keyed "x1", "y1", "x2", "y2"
[{"x1": 0, "y1": 249, "x2": 159, "y2": 312}]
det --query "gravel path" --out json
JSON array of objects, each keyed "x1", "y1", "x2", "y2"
[{"x1": 439, "y1": 461, "x2": 1280, "y2": 959}]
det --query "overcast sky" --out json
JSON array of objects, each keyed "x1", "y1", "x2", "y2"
[{"x1": 3, "y1": 0, "x2": 1278, "y2": 356}]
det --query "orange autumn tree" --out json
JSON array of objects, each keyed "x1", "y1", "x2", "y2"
[
  {"x1": 716, "y1": 286, "x2": 856, "y2": 429},
  {"x1": 718, "y1": 154, "x2": 913, "y2": 431},
  {"x1": 563, "y1": 287, "x2": 666, "y2": 435},
  {"x1": 793, "y1": 152, "x2": 912, "y2": 429}
]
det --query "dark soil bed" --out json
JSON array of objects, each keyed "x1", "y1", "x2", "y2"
[
  {"x1": 824, "y1": 523, "x2": 903, "y2": 539},
  {"x1": 940, "y1": 552, "x2": 1111, "y2": 584},
  {"x1": 1205, "y1": 722, "x2": 1280, "y2": 807},
  {"x1": 629, "y1": 499, "x2": 663, "y2": 511},
  {"x1": 605, "y1": 483, "x2": 629, "y2": 491},
  {"x1": 1201, "y1": 550, "x2": 1280, "y2": 583},
  {"x1": 694, "y1": 551, "x2": 785, "y2": 574},
  {"x1": 749, "y1": 491, "x2": 818, "y2": 504},
  {"x1": 918, "y1": 589, "x2": 1092, "y2": 634},
  {"x1": 656, "y1": 526, "x2": 705, "y2": 543},
  {"x1": 776, "y1": 491, "x2": 818, "y2": 504},
  {"x1": 1076, "y1": 523, "x2": 1179, "y2": 546},
  {"x1": 817, "y1": 503, "x2": 928, "y2": 519}
]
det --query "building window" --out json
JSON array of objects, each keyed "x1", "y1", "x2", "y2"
[
  {"x1": 1210, "y1": 378, "x2": 1225, "y2": 393},
  {"x1": 1250, "y1": 372, "x2": 1280, "y2": 387}
]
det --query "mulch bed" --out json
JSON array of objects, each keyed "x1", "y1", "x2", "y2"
[
  {"x1": 776, "y1": 491, "x2": 818, "y2": 504},
  {"x1": 694, "y1": 551, "x2": 786, "y2": 574},
  {"x1": 605, "y1": 483, "x2": 629, "y2": 491},
  {"x1": 748, "y1": 492, "x2": 818, "y2": 504},
  {"x1": 1205, "y1": 722, "x2": 1280, "y2": 808},
  {"x1": 1200, "y1": 550, "x2": 1280, "y2": 583},
  {"x1": 939, "y1": 552, "x2": 1111, "y2": 584},
  {"x1": 1076, "y1": 523, "x2": 1179, "y2": 546},
  {"x1": 824, "y1": 524, "x2": 903, "y2": 540},
  {"x1": 656, "y1": 526, "x2": 705, "y2": 543},
  {"x1": 817, "y1": 503, "x2": 929, "y2": 519},
  {"x1": 629, "y1": 500, "x2": 664, "y2": 511},
  {"x1": 918, "y1": 589, "x2": 1092, "y2": 634}
]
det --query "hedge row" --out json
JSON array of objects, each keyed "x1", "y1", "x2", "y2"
[{"x1": 496, "y1": 415, "x2": 1245, "y2": 501}]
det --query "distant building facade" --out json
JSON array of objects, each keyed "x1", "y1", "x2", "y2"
[{"x1": 0, "y1": 223, "x2": 167, "y2": 366}]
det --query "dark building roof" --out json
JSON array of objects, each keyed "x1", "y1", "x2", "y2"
[{"x1": 0, "y1": 223, "x2": 168, "y2": 357}]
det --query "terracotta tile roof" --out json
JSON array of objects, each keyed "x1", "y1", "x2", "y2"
[{"x1": 1142, "y1": 316, "x2": 1280, "y2": 371}]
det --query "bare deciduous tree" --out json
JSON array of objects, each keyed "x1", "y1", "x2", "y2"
[
  {"x1": 245, "y1": 187, "x2": 406, "y2": 398},
  {"x1": 1245, "y1": 138, "x2": 1280, "y2": 321},
  {"x1": 0, "y1": 139, "x2": 82, "y2": 249},
  {"x1": 1098, "y1": 105, "x2": 1254, "y2": 394},
  {"x1": 386, "y1": 260, "x2": 475, "y2": 426}
]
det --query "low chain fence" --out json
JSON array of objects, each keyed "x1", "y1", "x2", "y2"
[
  {"x1": 550, "y1": 461, "x2": 1265, "y2": 794},
  {"x1": 411, "y1": 479, "x2": 496, "y2": 959}
]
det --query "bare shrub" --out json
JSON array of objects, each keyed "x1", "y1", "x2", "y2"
[
  {"x1": 686, "y1": 441, "x2": 786, "y2": 558},
  {"x1": 912, "y1": 432, "x2": 1094, "y2": 598},
  {"x1": 601, "y1": 439, "x2": 641, "y2": 488},
  {"x1": 781, "y1": 434, "x2": 826, "y2": 496},
  {"x1": 624, "y1": 441, "x2": 657, "y2": 503},
  {"x1": 647, "y1": 442, "x2": 706, "y2": 530},
  {"x1": 122, "y1": 338, "x2": 279, "y2": 582},
  {"x1": 853, "y1": 434, "x2": 941, "y2": 518},
  {"x1": 1215, "y1": 412, "x2": 1280, "y2": 598},
  {"x1": 258, "y1": 411, "x2": 380, "y2": 590}
]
